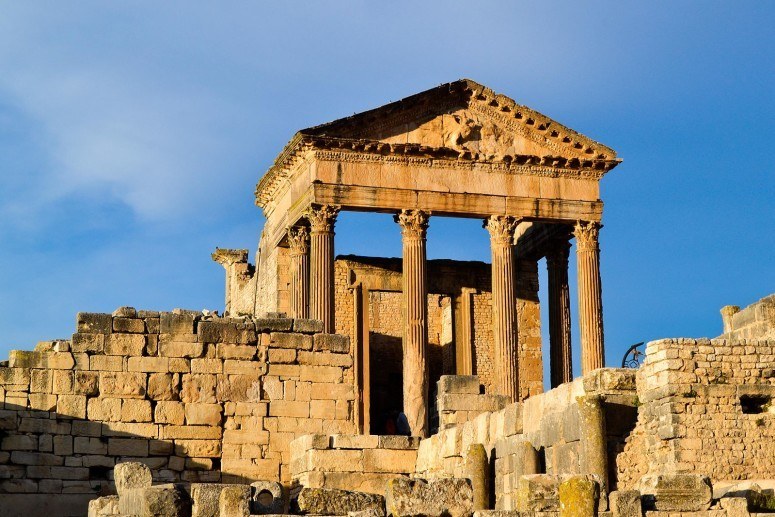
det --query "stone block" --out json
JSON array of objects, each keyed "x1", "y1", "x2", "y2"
[
  {"x1": 77, "y1": 312, "x2": 112, "y2": 334},
  {"x1": 254, "y1": 317, "x2": 293, "y2": 332},
  {"x1": 378, "y1": 435, "x2": 422, "y2": 450},
  {"x1": 71, "y1": 332, "x2": 105, "y2": 354},
  {"x1": 128, "y1": 356, "x2": 170, "y2": 373},
  {"x1": 109, "y1": 438, "x2": 149, "y2": 457},
  {"x1": 181, "y1": 374, "x2": 217, "y2": 403},
  {"x1": 114, "y1": 461, "x2": 152, "y2": 497},
  {"x1": 119, "y1": 484, "x2": 192, "y2": 517},
  {"x1": 313, "y1": 333, "x2": 350, "y2": 353},
  {"x1": 559, "y1": 476, "x2": 599, "y2": 517},
  {"x1": 200, "y1": 320, "x2": 256, "y2": 345},
  {"x1": 609, "y1": 490, "x2": 641, "y2": 517},
  {"x1": 114, "y1": 317, "x2": 145, "y2": 333},
  {"x1": 122, "y1": 399, "x2": 152, "y2": 422},
  {"x1": 148, "y1": 373, "x2": 181, "y2": 401},
  {"x1": 332, "y1": 434, "x2": 379, "y2": 449},
  {"x1": 174, "y1": 440, "x2": 221, "y2": 457},
  {"x1": 250, "y1": 480, "x2": 286, "y2": 514},
  {"x1": 29, "y1": 393, "x2": 57, "y2": 411},
  {"x1": 159, "y1": 425, "x2": 222, "y2": 440},
  {"x1": 185, "y1": 403, "x2": 223, "y2": 426},
  {"x1": 301, "y1": 365, "x2": 343, "y2": 383},
  {"x1": 191, "y1": 483, "x2": 230, "y2": 517},
  {"x1": 516, "y1": 474, "x2": 560, "y2": 512},
  {"x1": 100, "y1": 372, "x2": 146, "y2": 398},
  {"x1": 192, "y1": 358, "x2": 223, "y2": 374},
  {"x1": 269, "y1": 400, "x2": 309, "y2": 418},
  {"x1": 293, "y1": 318, "x2": 324, "y2": 334},
  {"x1": 362, "y1": 448, "x2": 418, "y2": 474},
  {"x1": 105, "y1": 333, "x2": 146, "y2": 356},
  {"x1": 113, "y1": 306, "x2": 138, "y2": 318},
  {"x1": 57, "y1": 394, "x2": 87, "y2": 419},
  {"x1": 75, "y1": 371, "x2": 100, "y2": 396},
  {"x1": 385, "y1": 477, "x2": 473, "y2": 517},
  {"x1": 89, "y1": 355, "x2": 124, "y2": 372},
  {"x1": 155, "y1": 401, "x2": 185, "y2": 425},
  {"x1": 639, "y1": 473, "x2": 712, "y2": 511},
  {"x1": 160, "y1": 312, "x2": 196, "y2": 334},
  {"x1": 218, "y1": 484, "x2": 251, "y2": 517},
  {"x1": 297, "y1": 487, "x2": 385, "y2": 516},
  {"x1": 217, "y1": 344, "x2": 256, "y2": 360},
  {"x1": 160, "y1": 337, "x2": 205, "y2": 358},
  {"x1": 270, "y1": 332, "x2": 313, "y2": 350},
  {"x1": 438, "y1": 375, "x2": 481, "y2": 395},
  {"x1": 268, "y1": 348, "x2": 297, "y2": 363}
]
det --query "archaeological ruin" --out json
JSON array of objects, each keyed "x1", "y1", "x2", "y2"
[{"x1": 0, "y1": 79, "x2": 772, "y2": 517}]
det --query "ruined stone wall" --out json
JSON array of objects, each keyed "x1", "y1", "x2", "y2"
[
  {"x1": 416, "y1": 369, "x2": 637, "y2": 511},
  {"x1": 720, "y1": 294, "x2": 775, "y2": 340},
  {"x1": 0, "y1": 310, "x2": 356, "y2": 502},
  {"x1": 617, "y1": 338, "x2": 775, "y2": 488}
]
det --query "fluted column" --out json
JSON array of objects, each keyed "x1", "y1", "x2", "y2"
[
  {"x1": 307, "y1": 204, "x2": 340, "y2": 332},
  {"x1": 575, "y1": 221, "x2": 605, "y2": 373},
  {"x1": 287, "y1": 226, "x2": 310, "y2": 319},
  {"x1": 395, "y1": 209, "x2": 430, "y2": 437},
  {"x1": 485, "y1": 215, "x2": 519, "y2": 402},
  {"x1": 547, "y1": 240, "x2": 572, "y2": 387}
]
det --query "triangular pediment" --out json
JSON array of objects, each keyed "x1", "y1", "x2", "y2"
[{"x1": 302, "y1": 79, "x2": 617, "y2": 161}]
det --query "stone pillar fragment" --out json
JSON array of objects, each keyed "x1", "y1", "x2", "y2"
[
  {"x1": 547, "y1": 241, "x2": 573, "y2": 387},
  {"x1": 396, "y1": 209, "x2": 430, "y2": 438},
  {"x1": 485, "y1": 215, "x2": 519, "y2": 402},
  {"x1": 575, "y1": 221, "x2": 605, "y2": 373},
  {"x1": 287, "y1": 226, "x2": 310, "y2": 319},
  {"x1": 465, "y1": 443, "x2": 490, "y2": 511},
  {"x1": 578, "y1": 395, "x2": 608, "y2": 510},
  {"x1": 307, "y1": 204, "x2": 340, "y2": 333},
  {"x1": 522, "y1": 441, "x2": 541, "y2": 476},
  {"x1": 559, "y1": 476, "x2": 600, "y2": 517}
]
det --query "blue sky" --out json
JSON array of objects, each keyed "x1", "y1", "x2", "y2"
[{"x1": 0, "y1": 3, "x2": 772, "y2": 377}]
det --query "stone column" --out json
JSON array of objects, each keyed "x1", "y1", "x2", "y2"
[
  {"x1": 287, "y1": 226, "x2": 310, "y2": 319},
  {"x1": 546, "y1": 241, "x2": 573, "y2": 387},
  {"x1": 307, "y1": 204, "x2": 340, "y2": 333},
  {"x1": 578, "y1": 395, "x2": 609, "y2": 510},
  {"x1": 575, "y1": 221, "x2": 605, "y2": 374},
  {"x1": 485, "y1": 216, "x2": 519, "y2": 402},
  {"x1": 395, "y1": 209, "x2": 430, "y2": 438}
]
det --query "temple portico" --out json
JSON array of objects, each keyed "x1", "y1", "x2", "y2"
[{"x1": 242, "y1": 79, "x2": 620, "y2": 436}]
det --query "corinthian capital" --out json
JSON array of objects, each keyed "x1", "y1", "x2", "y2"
[
  {"x1": 484, "y1": 215, "x2": 517, "y2": 246},
  {"x1": 306, "y1": 204, "x2": 341, "y2": 233},
  {"x1": 574, "y1": 221, "x2": 601, "y2": 251},
  {"x1": 287, "y1": 226, "x2": 310, "y2": 256},
  {"x1": 395, "y1": 209, "x2": 430, "y2": 239}
]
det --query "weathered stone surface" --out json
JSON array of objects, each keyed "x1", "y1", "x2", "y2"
[
  {"x1": 293, "y1": 318, "x2": 324, "y2": 334},
  {"x1": 114, "y1": 461, "x2": 152, "y2": 497},
  {"x1": 250, "y1": 480, "x2": 285, "y2": 515},
  {"x1": 609, "y1": 490, "x2": 641, "y2": 517},
  {"x1": 219, "y1": 484, "x2": 251, "y2": 517},
  {"x1": 558, "y1": 476, "x2": 599, "y2": 517},
  {"x1": 639, "y1": 473, "x2": 712, "y2": 511},
  {"x1": 88, "y1": 495, "x2": 119, "y2": 517},
  {"x1": 313, "y1": 333, "x2": 350, "y2": 353},
  {"x1": 516, "y1": 474, "x2": 559, "y2": 512},
  {"x1": 119, "y1": 484, "x2": 192, "y2": 517},
  {"x1": 385, "y1": 478, "x2": 473, "y2": 517},
  {"x1": 77, "y1": 312, "x2": 112, "y2": 333},
  {"x1": 297, "y1": 487, "x2": 385, "y2": 516},
  {"x1": 465, "y1": 443, "x2": 490, "y2": 511},
  {"x1": 191, "y1": 483, "x2": 229, "y2": 517}
]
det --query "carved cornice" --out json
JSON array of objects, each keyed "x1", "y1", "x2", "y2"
[
  {"x1": 287, "y1": 226, "x2": 310, "y2": 255},
  {"x1": 395, "y1": 209, "x2": 430, "y2": 239},
  {"x1": 574, "y1": 221, "x2": 601, "y2": 251},
  {"x1": 306, "y1": 204, "x2": 340, "y2": 233},
  {"x1": 255, "y1": 79, "x2": 621, "y2": 210},
  {"x1": 211, "y1": 248, "x2": 248, "y2": 266},
  {"x1": 484, "y1": 216, "x2": 517, "y2": 246}
]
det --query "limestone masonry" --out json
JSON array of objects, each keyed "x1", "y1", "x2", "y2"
[{"x1": 1, "y1": 79, "x2": 772, "y2": 517}]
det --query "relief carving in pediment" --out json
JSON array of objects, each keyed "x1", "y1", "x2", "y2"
[{"x1": 377, "y1": 108, "x2": 556, "y2": 160}]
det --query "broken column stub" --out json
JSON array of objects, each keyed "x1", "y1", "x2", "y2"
[
  {"x1": 118, "y1": 484, "x2": 192, "y2": 517},
  {"x1": 639, "y1": 473, "x2": 712, "y2": 511},
  {"x1": 250, "y1": 480, "x2": 286, "y2": 515},
  {"x1": 114, "y1": 461, "x2": 152, "y2": 497},
  {"x1": 558, "y1": 475, "x2": 600, "y2": 517},
  {"x1": 296, "y1": 487, "x2": 385, "y2": 516},
  {"x1": 465, "y1": 443, "x2": 490, "y2": 511},
  {"x1": 386, "y1": 477, "x2": 473, "y2": 517},
  {"x1": 219, "y1": 485, "x2": 251, "y2": 517}
]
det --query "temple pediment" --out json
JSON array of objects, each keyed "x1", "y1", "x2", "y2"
[{"x1": 302, "y1": 78, "x2": 617, "y2": 161}]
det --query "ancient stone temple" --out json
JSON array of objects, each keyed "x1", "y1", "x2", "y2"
[
  {"x1": 0, "y1": 80, "x2": 773, "y2": 517},
  {"x1": 218, "y1": 79, "x2": 619, "y2": 438}
]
